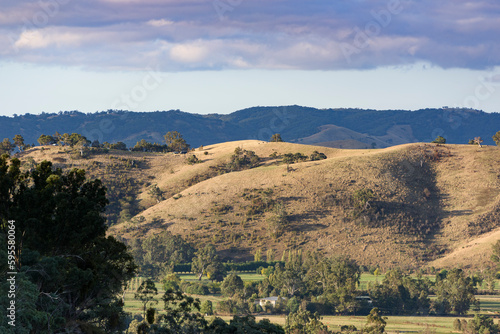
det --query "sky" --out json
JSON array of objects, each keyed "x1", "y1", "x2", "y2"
[{"x1": 1, "y1": 0, "x2": 500, "y2": 116}]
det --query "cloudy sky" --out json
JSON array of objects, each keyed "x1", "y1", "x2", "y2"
[{"x1": 1, "y1": 0, "x2": 499, "y2": 116}]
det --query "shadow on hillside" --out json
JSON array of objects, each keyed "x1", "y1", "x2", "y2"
[
  {"x1": 445, "y1": 209, "x2": 473, "y2": 217},
  {"x1": 135, "y1": 219, "x2": 172, "y2": 233},
  {"x1": 291, "y1": 222, "x2": 329, "y2": 232}
]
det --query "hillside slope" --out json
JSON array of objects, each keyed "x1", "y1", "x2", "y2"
[{"x1": 17, "y1": 141, "x2": 500, "y2": 270}]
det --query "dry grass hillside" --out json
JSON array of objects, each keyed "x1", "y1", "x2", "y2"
[{"x1": 16, "y1": 141, "x2": 500, "y2": 271}]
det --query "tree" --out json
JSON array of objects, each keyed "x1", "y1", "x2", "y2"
[
  {"x1": 363, "y1": 308, "x2": 387, "y2": 334},
  {"x1": 432, "y1": 136, "x2": 446, "y2": 144},
  {"x1": 221, "y1": 273, "x2": 245, "y2": 298},
  {"x1": 164, "y1": 131, "x2": 189, "y2": 152},
  {"x1": 0, "y1": 138, "x2": 14, "y2": 155},
  {"x1": 157, "y1": 288, "x2": 208, "y2": 333},
  {"x1": 284, "y1": 308, "x2": 329, "y2": 334},
  {"x1": 493, "y1": 131, "x2": 500, "y2": 146},
  {"x1": 310, "y1": 151, "x2": 327, "y2": 161},
  {"x1": 227, "y1": 148, "x2": 260, "y2": 171},
  {"x1": 13, "y1": 134, "x2": 25, "y2": 152},
  {"x1": 433, "y1": 268, "x2": 478, "y2": 315},
  {"x1": 148, "y1": 184, "x2": 164, "y2": 204},
  {"x1": 0, "y1": 156, "x2": 137, "y2": 332},
  {"x1": 474, "y1": 137, "x2": 484, "y2": 148},
  {"x1": 466, "y1": 314, "x2": 499, "y2": 334},
  {"x1": 37, "y1": 134, "x2": 56, "y2": 146},
  {"x1": 270, "y1": 133, "x2": 283, "y2": 142},
  {"x1": 255, "y1": 249, "x2": 262, "y2": 262},
  {"x1": 132, "y1": 231, "x2": 195, "y2": 278},
  {"x1": 491, "y1": 240, "x2": 500, "y2": 266},
  {"x1": 110, "y1": 141, "x2": 128, "y2": 150},
  {"x1": 271, "y1": 256, "x2": 306, "y2": 297},
  {"x1": 268, "y1": 201, "x2": 288, "y2": 238},
  {"x1": 135, "y1": 279, "x2": 159, "y2": 319},
  {"x1": 369, "y1": 269, "x2": 430, "y2": 315},
  {"x1": 305, "y1": 254, "x2": 361, "y2": 314},
  {"x1": 191, "y1": 244, "x2": 224, "y2": 281},
  {"x1": 206, "y1": 259, "x2": 226, "y2": 282},
  {"x1": 201, "y1": 300, "x2": 214, "y2": 315}
]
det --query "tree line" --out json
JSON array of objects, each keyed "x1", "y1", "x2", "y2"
[{"x1": 0, "y1": 130, "x2": 192, "y2": 155}]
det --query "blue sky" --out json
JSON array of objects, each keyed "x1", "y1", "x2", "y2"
[{"x1": 1, "y1": 0, "x2": 499, "y2": 116}]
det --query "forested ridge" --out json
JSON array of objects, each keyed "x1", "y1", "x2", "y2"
[{"x1": 1, "y1": 107, "x2": 499, "y2": 150}]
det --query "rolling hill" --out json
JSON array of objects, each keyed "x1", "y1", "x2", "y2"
[{"x1": 15, "y1": 140, "x2": 500, "y2": 271}]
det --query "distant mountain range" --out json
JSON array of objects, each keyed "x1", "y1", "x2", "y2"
[{"x1": 1, "y1": 106, "x2": 499, "y2": 149}]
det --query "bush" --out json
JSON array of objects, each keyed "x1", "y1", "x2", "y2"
[
  {"x1": 221, "y1": 274, "x2": 245, "y2": 298},
  {"x1": 218, "y1": 299, "x2": 250, "y2": 315},
  {"x1": 431, "y1": 136, "x2": 446, "y2": 144},
  {"x1": 286, "y1": 297, "x2": 301, "y2": 314},
  {"x1": 201, "y1": 300, "x2": 213, "y2": 315},
  {"x1": 249, "y1": 303, "x2": 263, "y2": 313},
  {"x1": 186, "y1": 155, "x2": 201, "y2": 165},
  {"x1": 180, "y1": 282, "x2": 210, "y2": 295},
  {"x1": 310, "y1": 151, "x2": 327, "y2": 161}
]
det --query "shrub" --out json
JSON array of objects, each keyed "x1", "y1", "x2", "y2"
[
  {"x1": 309, "y1": 151, "x2": 327, "y2": 161},
  {"x1": 187, "y1": 154, "x2": 201, "y2": 165},
  {"x1": 201, "y1": 300, "x2": 213, "y2": 315}
]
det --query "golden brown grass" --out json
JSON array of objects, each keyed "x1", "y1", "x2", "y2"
[{"x1": 18, "y1": 141, "x2": 500, "y2": 270}]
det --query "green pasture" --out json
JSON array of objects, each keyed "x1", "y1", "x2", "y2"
[
  {"x1": 214, "y1": 315, "x2": 465, "y2": 334},
  {"x1": 123, "y1": 273, "x2": 500, "y2": 331},
  {"x1": 178, "y1": 272, "x2": 266, "y2": 282}
]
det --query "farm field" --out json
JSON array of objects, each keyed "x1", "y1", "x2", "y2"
[
  {"x1": 208, "y1": 315, "x2": 467, "y2": 334},
  {"x1": 123, "y1": 273, "x2": 500, "y2": 332}
]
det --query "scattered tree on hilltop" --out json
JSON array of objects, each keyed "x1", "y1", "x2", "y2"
[
  {"x1": 227, "y1": 147, "x2": 260, "y2": 171},
  {"x1": 132, "y1": 139, "x2": 168, "y2": 152},
  {"x1": 107, "y1": 141, "x2": 128, "y2": 150},
  {"x1": 270, "y1": 133, "x2": 283, "y2": 142},
  {"x1": 432, "y1": 136, "x2": 446, "y2": 144},
  {"x1": 469, "y1": 137, "x2": 484, "y2": 147},
  {"x1": 0, "y1": 138, "x2": 14, "y2": 155},
  {"x1": 37, "y1": 134, "x2": 56, "y2": 146},
  {"x1": 493, "y1": 131, "x2": 500, "y2": 146},
  {"x1": 310, "y1": 150, "x2": 327, "y2": 161},
  {"x1": 13, "y1": 134, "x2": 25, "y2": 152},
  {"x1": 164, "y1": 131, "x2": 190, "y2": 152}
]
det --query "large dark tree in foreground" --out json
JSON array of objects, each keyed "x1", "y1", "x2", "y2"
[{"x1": 0, "y1": 155, "x2": 137, "y2": 333}]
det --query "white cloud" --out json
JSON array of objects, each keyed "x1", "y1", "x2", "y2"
[
  {"x1": 170, "y1": 42, "x2": 208, "y2": 63},
  {"x1": 147, "y1": 19, "x2": 174, "y2": 27},
  {"x1": 14, "y1": 29, "x2": 82, "y2": 49}
]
